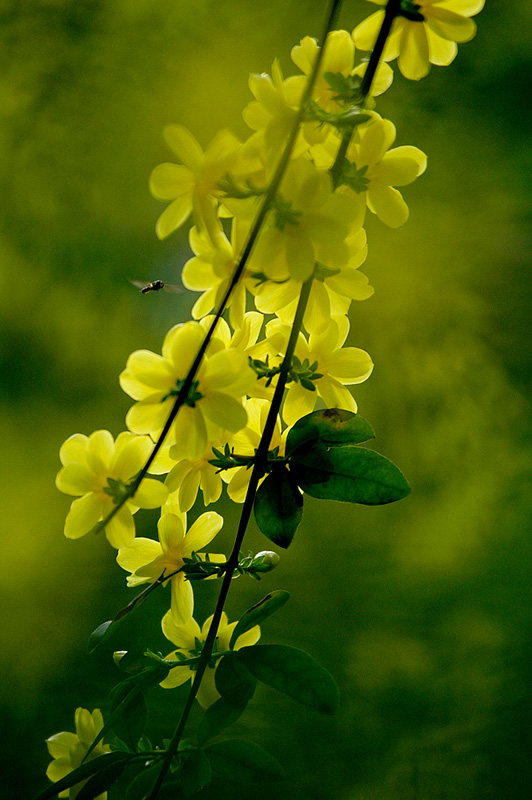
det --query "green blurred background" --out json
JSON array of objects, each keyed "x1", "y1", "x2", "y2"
[{"x1": 1, "y1": 0, "x2": 531, "y2": 797}]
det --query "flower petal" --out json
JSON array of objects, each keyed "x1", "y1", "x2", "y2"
[
  {"x1": 133, "y1": 478, "x2": 168, "y2": 509},
  {"x1": 59, "y1": 434, "x2": 89, "y2": 466},
  {"x1": 116, "y1": 538, "x2": 162, "y2": 575},
  {"x1": 185, "y1": 511, "x2": 224, "y2": 554},
  {"x1": 64, "y1": 494, "x2": 106, "y2": 539},
  {"x1": 367, "y1": 183, "x2": 409, "y2": 228},
  {"x1": 163, "y1": 124, "x2": 203, "y2": 170},
  {"x1": 105, "y1": 505, "x2": 136, "y2": 549},
  {"x1": 398, "y1": 23, "x2": 430, "y2": 81},
  {"x1": 155, "y1": 195, "x2": 193, "y2": 240},
  {"x1": 149, "y1": 163, "x2": 194, "y2": 201},
  {"x1": 170, "y1": 574, "x2": 194, "y2": 625}
]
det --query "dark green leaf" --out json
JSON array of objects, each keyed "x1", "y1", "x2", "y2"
[
  {"x1": 109, "y1": 684, "x2": 147, "y2": 751},
  {"x1": 205, "y1": 739, "x2": 284, "y2": 783},
  {"x1": 215, "y1": 652, "x2": 256, "y2": 706},
  {"x1": 237, "y1": 644, "x2": 339, "y2": 714},
  {"x1": 88, "y1": 577, "x2": 164, "y2": 653},
  {"x1": 285, "y1": 408, "x2": 375, "y2": 457},
  {"x1": 124, "y1": 764, "x2": 161, "y2": 800},
  {"x1": 180, "y1": 749, "x2": 212, "y2": 797},
  {"x1": 290, "y1": 443, "x2": 411, "y2": 505},
  {"x1": 197, "y1": 697, "x2": 247, "y2": 745},
  {"x1": 229, "y1": 590, "x2": 290, "y2": 650},
  {"x1": 75, "y1": 756, "x2": 130, "y2": 800},
  {"x1": 254, "y1": 466, "x2": 303, "y2": 549},
  {"x1": 34, "y1": 753, "x2": 130, "y2": 800}
]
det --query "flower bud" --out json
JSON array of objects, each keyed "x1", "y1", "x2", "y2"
[
  {"x1": 112, "y1": 650, "x2": 128, "y2": 668},
  {"x1": 251, "y1": 551, "x2": 280, "y2": 573}
]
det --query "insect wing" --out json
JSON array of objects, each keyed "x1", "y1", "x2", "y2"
[{"x1": 162, "y1": 283, "x2": 184, "y2": 294}]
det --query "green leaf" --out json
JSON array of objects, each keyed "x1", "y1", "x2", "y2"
[
  {"x1": 205, "y1": 739, "x2": 284, "y2": 783},
  {"x1": 237, "y1": 644, "x2": 339, "y2": 714},
  {"x1": 109, "y1": 683, "x2": 148, "y2": 751},
  {"x1": 88, "y1": 577, "x2": 165, "y2": 653},
  {"x1": 34, "y1": 753, "x2": 130, "y2": 800},
  {"x1": 180, "y1": 749, "x2": 212, "y2": 797},
  {"x1": 229, "y1": 590, "x2": 290, "y2": 650},
  {"x1": 197, "y1": 697, "x2": 247, "y2": 745},
  {"x1": 253, "y1": 466, "x2": 303, "y2": 549},
  {"x1": 285, "y1": 408, "x2": 375, "y2": 457},
  {"x1": 215, "y1": 651, "x2": 256, "y2": 707},
  {"x1": 124, "y1": 764, "x2": 162, "y2": 800},
  {"x1": 75, "y1": 756, "x2": 130, "y2": 800},
  {"x1": 290, "y1": 443, "x2": 411, "y2": 505}
]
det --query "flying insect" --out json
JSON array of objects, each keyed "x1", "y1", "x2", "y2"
[{"x1": 129, "y1": 279, "x2": 183, "y2": 294}]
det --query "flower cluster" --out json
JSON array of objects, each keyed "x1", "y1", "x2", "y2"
[{"x1": 48, "y1": 7, "x2": 483, "y2": 792}]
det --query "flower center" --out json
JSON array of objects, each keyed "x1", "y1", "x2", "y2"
[
  {"x1": 400, "y1": 1, "x2": 425, "y2": 22},
  {"x1": 163, "y1": 378, "x2": 203, "y2": 407},
  {"x1": 273, "y1": 198, "x2": 302, "y2": 231}
]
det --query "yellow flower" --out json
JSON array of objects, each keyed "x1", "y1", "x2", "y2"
[
  {"x1": 290, "y1": 31, "x2": 394, "y2": 144},
  {"x1": 119, "y1": 321, "x2": 257, "y2": 461},
  {"x1": 117, "y1": 511, "x2": 223, "y2": 624},
  {"x1": 249, "y1": 157, "x2": 362, "y2": 282},
  {"x1": 46, "y1": 708, "x2": 110, "y2": 800},
  {"x1": 242, "y1": 59, "x2": 308, "y2": 159},
  {"x1": 253, "y1": 227, "x2": 372, "y2": 334},
  {"x1": 342, "y1": 116, "x2": 427, "y2": 227},
  {"x1": 353, "y1": 0, "x2": 485, "y2": 81},
  {"x1": 56, "y1": 431, "x2": 168, "y2": 549},
  {"x1": 182, "y1": 219, "x2": 256, "y2": 330},
  {"x1": 159, "y1": 611, "x2": 260, "y2": 708},
  {"x1": 222, "y1": 398, "x2": 285, "y2": 503},
  {"x1": 265, "y1": 316, "x2": 374, "y2": 426},
  {"x1": 165, "y1": 438, "x2": 225, "y2": 512},
  {"x1": 150, "y1": 125, "x2": 241, "y2": 241}
]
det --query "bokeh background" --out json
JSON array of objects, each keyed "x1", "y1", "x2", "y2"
[{"x1": 1, "y1": 1, "x2": 531, "y2": 797}]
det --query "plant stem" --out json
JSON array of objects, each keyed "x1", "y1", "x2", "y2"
[
  {"x1": 331, "y1": 0, "x2": 401, "y2": 188},
  {"x1": 146, "y1": 275, "x2": 314, "y2": 800}
]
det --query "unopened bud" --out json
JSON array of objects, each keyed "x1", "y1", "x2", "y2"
[{"x1": 251, "y1": 551, "x2": 280, "y2": 573}]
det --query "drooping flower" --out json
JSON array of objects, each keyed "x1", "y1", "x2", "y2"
[
  {"x1": 119, "y1": 321, "x2": 257, "y2": 461},
  {"x1": 248, "y1": 157, "x2": 362, "y2": 282},
  {"x1": 159, "y1": 611, "x2": 260, "y2": 708},
  {"x1": 116, "y1": 511, "x2": 224, "y2": 624},
  {"x1": 56, "y1": 431, "x2": 168, "y2": 549},
  {"x1": 353, "y1": 0, "x2": 485, "y2": 81},
  {"x1": 150, "y1": 125, "x2": 241, "y2": 242},
  {"x1": 265, "y1": 316, "x2": 374, "y2": 426},
  {"x1": 253, "y1": 227, "x2": 372, "y2": 334},
  {"x1": 290, "y1": 30, "x2": 394, "y2": 144},
  {"x1": 181, "y1": 219, "x2": 256, "y2": 330},
  {"x1": 165, "y1": 437, "x2": 225, "y2": 512},
  {"x1": 46, "y1": 708, "x2": 110, "y2": 800},
  {"x1": 341, "y1": 116, "x2": 426, "y2": 227},
  {"x1": 242, "y1": 59, "x2": 308, "y2": 159},
  {"x1": 221, "y1": 398, "x2": 285, "y2": 503}
]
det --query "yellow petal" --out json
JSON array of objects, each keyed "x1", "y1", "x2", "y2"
[
  {"x1": 149, "y1": 163, "x2": 194, "y2": 201},
  {"x1": 376, "y1": 146, "x2": 427, "y2": 186},
  {"x1": 172, "y1": 405, "x2": 208, "y2": 461},
  {"x1": 155, "y1": 195, "x2": 193, "y2": 240},
  {"x1": 86, "y1": 430, "x2": 114, "y2": 476},
  {"x1": 398, "y1": 23, "x2": 430, "y2": 81},
  {"x1": 425, "y1": 6, "x2": 477, "y2": 42},
  {"x1": 64, "y1": 494, "x2": 106, "y2": 539},
  {"x1": 367, "y1": 183, "x2": 409, "y2": 228},
  {"x1": 105, "y1": 505, "x2": 136, "y2": 549},
  {"x1": 426, "y1": 25, "x2": 458, "y2": 65},
  {"x1": 116, "y1": 538, "x2": 162, "y2": 574},
  {"x1": 163, "y1": 124, "x2": 203, "y2": 170},
  {"x1": 133, "y1": 478, "x2": 168, "y2": 509},
  {"x1": 201, "y1": 393, "x2": 247, "y2": 433},
  {"x1": 171, "y1": 575, "x2": 194, "y2": 625},
  {"x1": 185, "y1": 511, "x2": 224, "y2": 554},
  {"x1": 59, "y1": 434, "x2": 88, "y2": 466},
  {"x1": 56, "y1": 464, "x2": 95, "y2": 496}
]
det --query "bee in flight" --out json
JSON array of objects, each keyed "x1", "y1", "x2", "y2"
[{"x1": 129, "y1": 279, "x2": 183, "y2": 295}]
